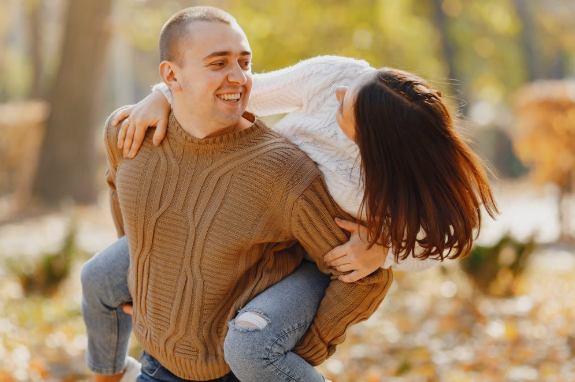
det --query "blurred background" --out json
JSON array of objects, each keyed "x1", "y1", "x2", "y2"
[{"x1": 1, "y1": 0, "x2": 575, "y2": 381}]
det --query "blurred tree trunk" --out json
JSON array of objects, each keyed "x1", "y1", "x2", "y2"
[
  {"x1": 430, "y1": 0, "x2": 457, "y2": 83},
  {"x1": 548, "y1": 49, "x2": 566, "y2": 79},
  {"x1": 26, "y1": 0, "x2": 44, "y2": 99},
  {"x1": 32, "y1": 0, "x2": 112, "y2": 205},
  {"x1": 430, "y1": 0, "x2": 468, "y2": 115},
  {"x1": 512, "y1": 0, "x2": 538, "y2": 81}
]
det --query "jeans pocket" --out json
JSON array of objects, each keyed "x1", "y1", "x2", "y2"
[{"x1": 140, "y1": 351, "x2": 163, "y2": 378}]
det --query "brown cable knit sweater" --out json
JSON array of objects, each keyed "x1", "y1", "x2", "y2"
[{"x1": 104, "y1": 110, "x2": 393, "y2": 380}]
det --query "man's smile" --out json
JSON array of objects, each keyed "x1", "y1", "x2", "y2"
[{"x1": 217, "y1": 93, "x2": 241, "y2": 102}]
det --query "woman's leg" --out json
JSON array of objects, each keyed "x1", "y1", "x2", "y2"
[
  {"x1": 81, "y1": 236, "x2": 134, "y2": 377},
  {"x1": 224, "y1": 260, "x2": 330, "y2": 382}
]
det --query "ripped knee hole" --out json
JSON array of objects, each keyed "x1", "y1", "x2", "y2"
[{"x1": 235, "y1": 311, "x2": 269, "y2": 329}]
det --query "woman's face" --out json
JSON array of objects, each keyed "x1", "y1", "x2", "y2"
[{"x1": 335, "y1": 70, "x2": 375, "y2": 142}]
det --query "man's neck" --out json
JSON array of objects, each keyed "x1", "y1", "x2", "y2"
[{"x1": 172, "y1": 105, "x2": 251, "y2": 139}]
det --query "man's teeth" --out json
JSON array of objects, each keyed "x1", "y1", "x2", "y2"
[{"x1": 218, "y1": 93, "x2": 241, "y2": 101}]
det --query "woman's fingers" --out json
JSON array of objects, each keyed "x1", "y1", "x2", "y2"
[
  {"x1": 117, "y1": 118, "x2": 129, "y2": 149},
  {"x1": 153, "y1": 118, "x2": 169, "y2": 146},
  {"x1": 123, "y1": 122, "x2": 137, "y2": 158},
  {"x1": 329, "y1": 254, "x2": 353, "y2": 267},
  {"x1": 112, "y1": 107, "x2": 132, "y2": 127},
  {"x1": 324, "y1": 241, "x2": 350, "y2": 264},
  {"x1": 335, "y1": 218, "x2": 359, "y2": 233},
  {"x1": 338, "y1": 270, "x2": 369, "y2": 283},
  {"x1": 122, "y1": 303, "x2": 133, "y2": 315},
  {"x1": 128, "y1": 120, "x2": 149, "y2": 158},
  {"x1": 335, "y1": 263, "x2": 354, "y2": 273}
]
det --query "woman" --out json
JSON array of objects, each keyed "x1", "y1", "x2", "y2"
[{"x1": 82, "y1": 55, "x2": 497, "y2": 382}]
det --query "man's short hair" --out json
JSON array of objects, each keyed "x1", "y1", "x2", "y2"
[{"x1": 159, "y1": 6, "x2": 237, "y2": 64}]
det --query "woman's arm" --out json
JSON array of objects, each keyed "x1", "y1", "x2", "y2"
[
  {"x1": 324, "y1": 218, "x2": 440, "y2": 282},
  {"x1": 249, "y1": 55, "x2": 370, "y2": 116},
  {"x1": 246, "y1": 64, "x2": 308, "y2": 116},
  {"x1": 111, "y1": 89, "x2": 170, "y2": 158}
]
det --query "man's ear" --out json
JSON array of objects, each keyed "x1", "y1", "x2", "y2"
[{"x1": 159, "y1": 61, "x2": 182, "y2": 92}]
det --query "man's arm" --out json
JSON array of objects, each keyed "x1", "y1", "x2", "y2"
[
  {"x1": 289, "y1": 175, "x2": 393, "y2": 365},
  {"x1": 103, "y1": 108, "x2": 128, "y2": 237}
]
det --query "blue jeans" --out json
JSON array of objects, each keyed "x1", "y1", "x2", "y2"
[
  {"x1": 138, "y1": 351, "x2": 240, "y2": 382},
  {"x1": 81, "y1": 237, "x2": 331, "y2": 381}
]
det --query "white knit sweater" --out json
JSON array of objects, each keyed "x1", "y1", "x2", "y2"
[{"x1": 153, "y1": 55, "x2": 439, "y2": 272}]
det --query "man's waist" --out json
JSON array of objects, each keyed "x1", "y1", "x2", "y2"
[{"x1": 136, "y1": 334, "x2": 232, "y2": 381}]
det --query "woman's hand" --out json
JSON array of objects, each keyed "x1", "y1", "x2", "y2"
[
  {"x1": 112, "y1": 89, "x2": 171, "y2": 158},
  {"x1": 324, "y1": 218, "x2": 389, "y2": 283},
  {"x1": 122, "y1": 303, "x2": 133, "y2": 315}
]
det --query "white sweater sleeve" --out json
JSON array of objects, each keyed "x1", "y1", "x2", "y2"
[
  {"x1": 382, "y1": 251, "x2": 440, "y2": 272},
  {"x1": 151, "y1": 82, "x2": 173, "y2": 105},
  {"x1": 246, "y1": 68, "x2": 305, "y2": 116},
  {"x1": 248, "y1": 55, "x2": 371, "y2": 116}
]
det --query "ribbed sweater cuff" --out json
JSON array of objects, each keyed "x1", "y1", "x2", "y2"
[
  {"x1": 292, "y1": 326, "x2": 333, "y2": 366},
  {"x1": 152, "y1": 82, "x2": 172, "y2": 105}
]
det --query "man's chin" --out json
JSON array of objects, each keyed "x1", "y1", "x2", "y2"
[{"x1": 217, "y1": 112, "x2": 246, "y2": 127}]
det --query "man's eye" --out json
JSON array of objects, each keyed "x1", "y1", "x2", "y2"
[{"x1": 211, "y1": 61, "x2": 225, "y2": 67}]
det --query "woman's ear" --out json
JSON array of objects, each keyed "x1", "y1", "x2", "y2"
[{"x1": 159, "y1": 61, "x2": 182, "y2": 92}]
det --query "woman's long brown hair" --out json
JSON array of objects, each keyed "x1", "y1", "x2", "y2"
[{"x1": 354, "y1": 68, "x2": 498, "y2": 262}]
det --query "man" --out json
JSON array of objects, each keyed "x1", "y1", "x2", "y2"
[{"x1": 82, "y1": 6, "x2": 392, "y2": 382}]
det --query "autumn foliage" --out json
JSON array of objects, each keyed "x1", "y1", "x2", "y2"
[{"x1": 513, "y1": 80, "x2": 575, "y2": 191}]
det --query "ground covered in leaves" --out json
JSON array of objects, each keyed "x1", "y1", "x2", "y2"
[{"x1": 0, "y1": 184, "x2": 574, "y2": 382}]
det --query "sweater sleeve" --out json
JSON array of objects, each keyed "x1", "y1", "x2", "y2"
[
  {"x1": 289, "y1": 175, "x2": 393, "y2": 365},
  {"x1": 248, "y1": 55, "x2": 371, "y2": 116},
  {"x1": 103, "y1": 108, "x2": 128, "y2": 238},
  {"x1": 151, "y1": 82, "x2": 173, "y2": 105},
  {"x1": 382, "y1": 251, "x2": 440, "y2": 272}
]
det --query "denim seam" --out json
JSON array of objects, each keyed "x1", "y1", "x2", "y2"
[
  {"x1": 85, "y1": 308, "x2": 127, "y2": 375},
  {"x1": 86, "y1": 358, "x2": 124, "y2": 375},
  {"x1": 110, "y1": 308, "x2": 122, "y2": 373},
  {"x1": 265, "y1": 319, "x2": 314, "y2": 382}
]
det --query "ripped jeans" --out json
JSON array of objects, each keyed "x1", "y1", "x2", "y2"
[{"x1": 81, "y1": 237, "x2": 331, "y2": 382}]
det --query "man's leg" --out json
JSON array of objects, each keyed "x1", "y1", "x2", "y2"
[
  {"x1": 81, "y1": 236, "x2": 135, "y2": 382},
  {"x1": 224, "y1": 261, "x2": 331, "y2": 382}
]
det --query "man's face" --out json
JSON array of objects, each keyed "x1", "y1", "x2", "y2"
[{"x1": 174, "y1": 21, "x2": 252, "y2": 129}]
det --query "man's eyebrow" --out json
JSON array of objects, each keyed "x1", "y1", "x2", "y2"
[{"x1": 203, "y1": 51, "x2": 252, "y2": 60}]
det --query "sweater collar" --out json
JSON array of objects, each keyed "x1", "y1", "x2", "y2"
[{"x1": 168, "y1": 111, "x2": 268, "y2": 147}]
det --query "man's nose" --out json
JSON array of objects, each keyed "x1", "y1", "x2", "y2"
[{"x1": 227, "y1": 62, "x2": 248, "y2": 85}]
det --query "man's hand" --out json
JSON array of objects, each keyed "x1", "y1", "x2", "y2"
[
  {"x1": 324, "y1": 218, "x2": 389, "y2": 282},
  {"x1": 112, "y1": 89, "x2": 171, "y2": 158}
]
